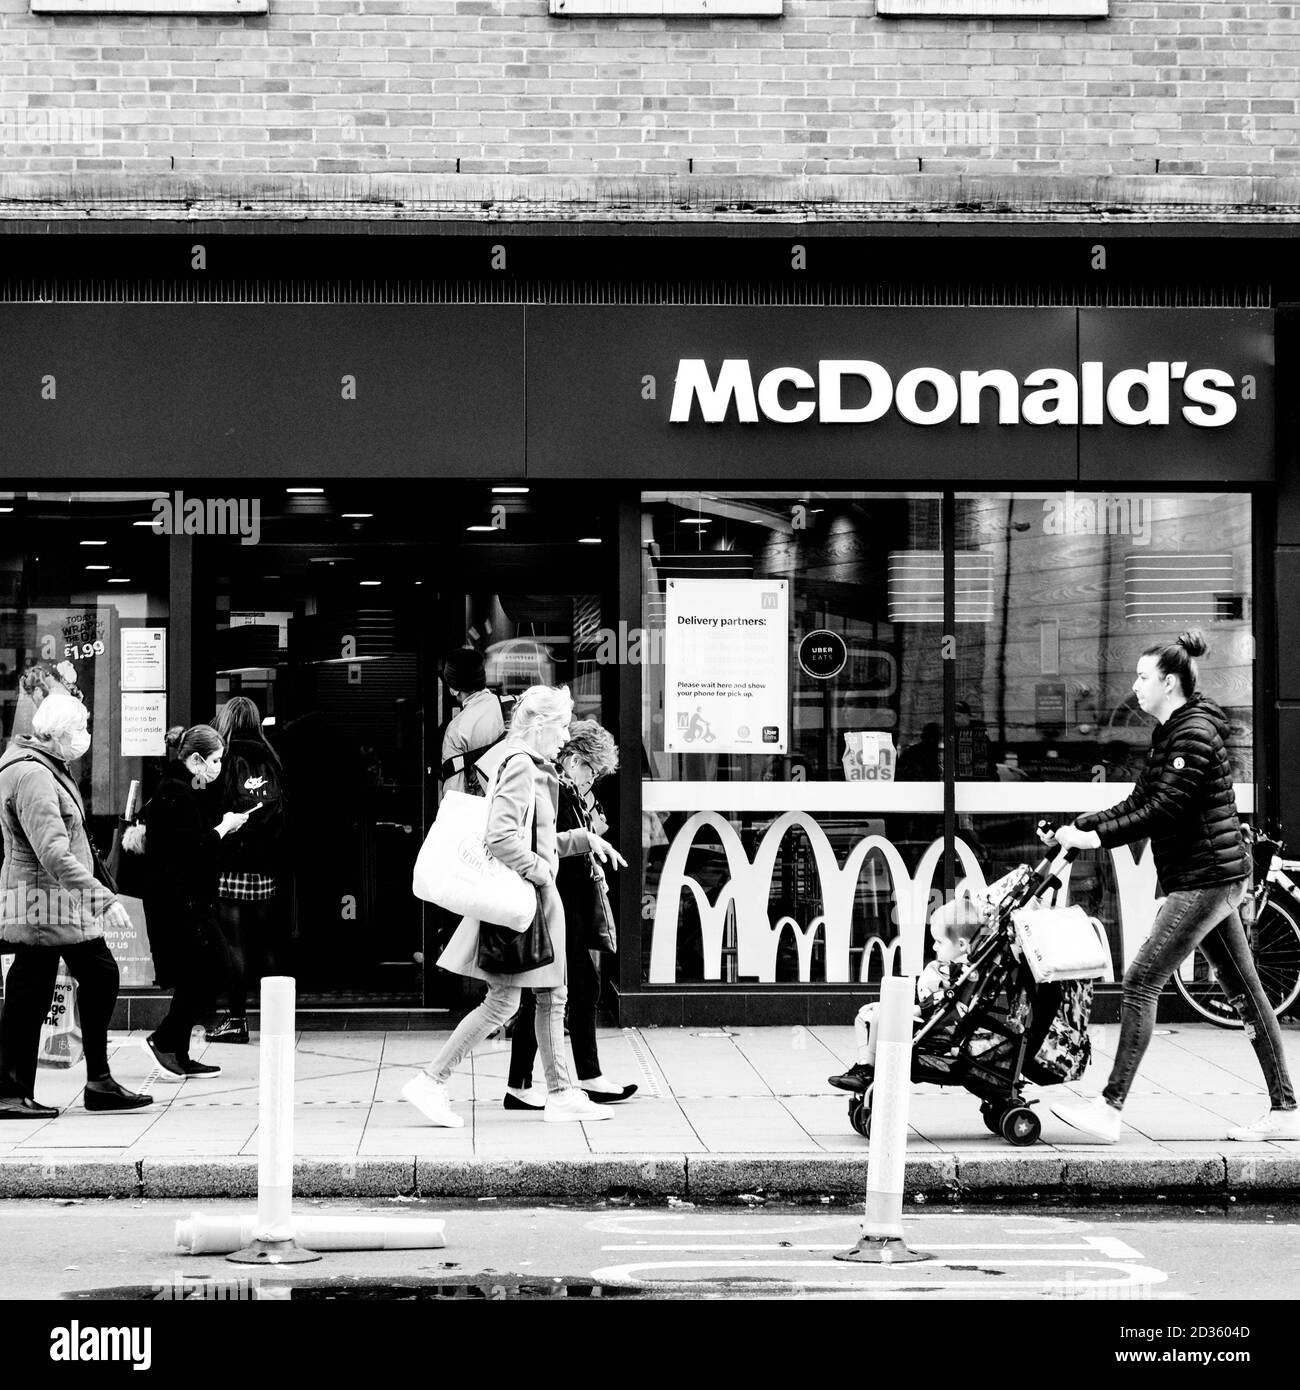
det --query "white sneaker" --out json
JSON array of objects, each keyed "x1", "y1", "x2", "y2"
[
  {"x1": 543, "y1": 1087, "x2": 614, "y2": 1124},
  {"x1": 1227, "y1": 1108, "x2": 1300, "y2": 1141},
  {"x1": 1050, "y1": 1095, "x2": 1122, "y2": 1144},
  {"x1": 401, "y1": 1074, "x2": 464, "y2": 1128}
]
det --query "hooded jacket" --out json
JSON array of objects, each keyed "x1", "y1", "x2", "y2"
[{"x1": 1076, "y1": 694, "x2": 1249, "y2": 892}]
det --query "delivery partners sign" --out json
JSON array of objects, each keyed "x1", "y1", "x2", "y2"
[{"x1": 664, "y1": 579, "x2": 789, "y2": 755}]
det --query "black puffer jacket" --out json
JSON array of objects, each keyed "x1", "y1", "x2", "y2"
[{"x1": 1076, "y1": 694, "x2": 1248, "y2": 891}]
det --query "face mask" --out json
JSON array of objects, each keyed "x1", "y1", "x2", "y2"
[{"x1": 63, "y1": 730, "x2": 91, "y2": 761}]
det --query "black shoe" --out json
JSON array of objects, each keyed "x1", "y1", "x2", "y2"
[
  {"x1": 84, "y1": 1077, "x2": 153, "y2": 1111},
  {"x1": 503, "y1": 1089, "x2": 545, "y2": 1111},
  {"x1": 828, "y1": 1063, "x2": 874, "y2": 1094},
  {"x1": 204, "y1": 1017, "x2": 249, "y2": 1045},
  {"x1": 0, "y1": 1095, "x2": 58, "y2": 1120},
  {"x1": 581, "y1": 1084, "x2": 638, "y2": 1104},
  {"x1": 146, "y1": 1035, "x2": 188, "y2": 1077},
  {"x1": 180, "y1": 1058, "x2": 221, "y2": 1077}
]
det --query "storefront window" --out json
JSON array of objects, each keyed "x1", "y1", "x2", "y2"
[
  {"x1": 640, "y1": 488, "x2": 1256, "y2": 991},
  {"x1": 641, "y1": 491, "x2": 945, "y2": 986},
  {"x1": 954, "y1": 490, "x2": 1255, "y2": 974}
]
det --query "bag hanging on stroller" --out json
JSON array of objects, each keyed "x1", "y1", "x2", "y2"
[{"x1": 1022, "y1": 980, "x2": 1094, "y2": 1085}]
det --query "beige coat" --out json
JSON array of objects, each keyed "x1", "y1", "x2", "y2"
[{"x1": 436, "y1": 741, "x2": 591, "y2": 989}]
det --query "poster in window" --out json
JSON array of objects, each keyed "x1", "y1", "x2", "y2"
[
  {"x1": 121, "y1": 692, "x2": 167, "y2": 757},
  {"x1": 664, "y1": 579, "x2": 788, "y2": 754},
  {"x1": 121, "y1": 628, "x2": 166, "y2": 692}
]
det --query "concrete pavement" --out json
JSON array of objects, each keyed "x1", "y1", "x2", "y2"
[{"x1": 1, "y1": 1020, "x2": 1298, "y2": 1199}]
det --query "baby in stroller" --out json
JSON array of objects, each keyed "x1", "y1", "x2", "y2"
[{"x1": 828, "y1": 894, "x2": 989, "y2": 1095}]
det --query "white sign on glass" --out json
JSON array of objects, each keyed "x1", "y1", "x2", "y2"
[
  {"x1": 664, "y1": 578, "x2": 788, "y2": 755},
  {"x1": 121, "y1": 692, "x2": 167, "y2": 757},
  {"x1": 121, "y1": 628, "x2": 167, "y2": 692}
]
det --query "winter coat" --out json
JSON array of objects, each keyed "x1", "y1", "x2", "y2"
[
  {"x1": 0, "y1": 737, "x2": 117, "y2": 948},
  {"x1": 1076, "y1": 694, "x2": 1249, "y2": 892},
  {"x1": 212, "y1": 736, "x2": 287, "y2": 880},
  {"x1": 436, "y1": 742, "x2": 593, "y2": 989},
  {"x1": 140, "y1": 762, "x2": 224, "y2": 987}
]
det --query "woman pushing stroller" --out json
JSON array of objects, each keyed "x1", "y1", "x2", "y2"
[{"x1": 1050, "y1": 631, "x2": 1299, "y2": 1143}]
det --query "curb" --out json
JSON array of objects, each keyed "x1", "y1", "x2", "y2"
[{"x1": 4, "y1": 1150, "x2": 1300, "y2": 1200}]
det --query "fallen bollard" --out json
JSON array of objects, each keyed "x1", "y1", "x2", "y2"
[
  {"x1": 177, "y1": 1213, "x2": 447, "y2": 1255},
  {"x1": 835, "y1": 973, "x2": 932, "y2": 1265}
]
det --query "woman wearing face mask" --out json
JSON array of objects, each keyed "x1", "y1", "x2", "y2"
[
  {"x1": 142, "y1": 725, "x2": 252, "y2": 1078},
  {"x1": 1050, "y1": 630, "x2": 1299, "y2": 1145},
  {"x1": 403, "y1": 685, "x2": 615, "y2": 1126},
  {"x1": 0, "y1": 691, "x2": 151, "y2": 1117}
]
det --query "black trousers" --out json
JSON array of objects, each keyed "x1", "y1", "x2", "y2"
[
  {"x1": 508, "y1": 938, "x2": 602, "y2": 1089},
  {"x1": 216, "y1": 897, "x2": 284, "y2": 1018},
  {"x1": 0, "y1": 938, "x2": 119, "y2": 1097},
  {"x1": 153, "y1": 918, "x2": 221, "y2": 1057}
]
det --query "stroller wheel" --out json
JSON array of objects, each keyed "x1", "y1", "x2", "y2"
[
  {"x1": 849, "y1": 1100, "x2": 872, "y2": 1139},
  {"x1": 979, "y1": 1100, "x2": 1003, "y2": 1135},
  {"x1": 999, "y1": 1106, "x2": 1041, "y2": 1147}
]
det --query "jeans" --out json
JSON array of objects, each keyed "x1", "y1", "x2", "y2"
[
  {"x1": 426, "y1": 981, "x2": 572, "y2": 1094},
  {"x1": 0, "y1": 938, "x2": 120, "y2": 1097},
  {"x1": 1104, "y1": 880, "x2": 1298, "y2": 1111},
  {"x1": 508, "y1": 947, "x2": 602, "y2": 1089}
]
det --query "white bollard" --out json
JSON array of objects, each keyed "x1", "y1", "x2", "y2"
[
  {"x1": 227, "y1": 977, "x2": 320, "y2": 1265},
  {"x1": 835, "y1": 974, "x2": 931, "y2": 1264},
  {"x1": 177, "y1": 1213, "x2": 448, "y2": 1255}
]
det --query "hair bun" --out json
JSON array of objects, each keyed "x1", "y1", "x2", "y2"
[
  {"x1": 164, "y1": 725, "x2": 186, "y2": 751},
  {"x1": 1177, "y1": 629, "x2": 1208, "y2": 658}
]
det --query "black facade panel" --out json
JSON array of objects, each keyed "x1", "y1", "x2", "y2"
[{"x1": 0, "y1": 304, "x2": 527, "y2": 479}]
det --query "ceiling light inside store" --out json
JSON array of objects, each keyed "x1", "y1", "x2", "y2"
[
  {"x1": 80, "y1": 540, "x2": 107, "y2": 546},
  {"x1": 133, "y1": 520, "x2": 156, "y2": 527},
  {"x1": 492, "y1": 487, "x2": 529, "y2": 494},
  {"x1": 0, "y1": 507, "x2": 12, "y2": 514},
  {"x1": 85, "y1": 565, "x2": 110, "y2": 571},
  {"x1": 360, "y1": 580, "x2": 381, "y2": 586},
  {"x1": 466, "y1": 525, "x2": 496, "y2": 532},
  {"x1": 578, "y1": 537, "x2": 601, "y2": 545},
  {"x1": 286, "y1": 487, "x2": 324, "y2": 494},
  {"x1": 342, "y1": 513, "x2": 373, "y2": 519},
  {"x1": 107, "y1": 578, "x2": 130, "y2": 584}
]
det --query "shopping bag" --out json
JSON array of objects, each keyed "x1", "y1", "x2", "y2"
[
  {"x1": 1024, "y1": 981, "x2": 1095, "y2": 1084},
  {"x1": 411, "y1": 758, "x2": 536, "y2": 932},
  {"x1": 1, "y1": 957, "x2": 85, "y2": 1071},
  {"x1": 1012, "y1": 905, "x2": 1113, "y2": 984}
]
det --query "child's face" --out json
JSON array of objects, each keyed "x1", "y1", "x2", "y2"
[{"x1": 931, "y1": 923, "x2": 969, "y2": 964}]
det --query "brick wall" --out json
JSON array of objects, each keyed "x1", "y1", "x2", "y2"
[{"x1": 0, "y1": 1, "x2": 1297, "y2": 184}]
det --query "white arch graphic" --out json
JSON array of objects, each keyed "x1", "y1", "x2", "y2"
[{"x1": 648, "y1": 814, "x2": 1160, "y2": 985}]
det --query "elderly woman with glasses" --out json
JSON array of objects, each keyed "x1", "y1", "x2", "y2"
[
  {"x1": 403, "y1": 685, "x2": 625, "y2": 1127},
  {"x1": 505, "y1": 718, "x2": 633, "y2": 1109}
]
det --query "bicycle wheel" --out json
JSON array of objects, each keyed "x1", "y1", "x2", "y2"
[{"x1": 1173, "y1": 894, "x2": 1300, "y2": 1028}]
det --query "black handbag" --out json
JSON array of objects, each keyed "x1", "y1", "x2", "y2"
[
  {"x1": 477, "y1": 907, "x2": 552, "y2": 975},
  {"x1": 588, "y1": 861, "x2": 617, "y2": 954},
  {"x1": 475, "y1": 797, "x2": 551, "y2": 974}
]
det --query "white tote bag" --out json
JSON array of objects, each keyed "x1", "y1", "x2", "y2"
[
  {"x1": 1012, "y1": 905, "x2": 1113, "y2": 985},
  {"x1": 412, "y1": 756, "x2": 536, "y2": 931}
]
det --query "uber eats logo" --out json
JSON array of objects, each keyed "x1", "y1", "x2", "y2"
[{"x1": 669, "y1": 359, "x2": 1247, "y2": 428}]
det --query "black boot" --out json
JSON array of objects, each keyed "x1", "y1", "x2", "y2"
[{"x1": 85, "y1": 1076, "x2": 153, "y2": 1111}]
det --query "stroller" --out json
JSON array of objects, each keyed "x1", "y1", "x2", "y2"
[{"x1": 842, "y1": 825, "x2": 1111, "y2": 1148}]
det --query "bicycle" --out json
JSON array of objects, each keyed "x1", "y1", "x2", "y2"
[{"x1": 1172, "y1": 825, "x2": 1300, "y2": 1028}]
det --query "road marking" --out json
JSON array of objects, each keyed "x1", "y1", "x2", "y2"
[{"x1": 590, "y1": 1258, "x2": 1167, "y2": 1291}]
